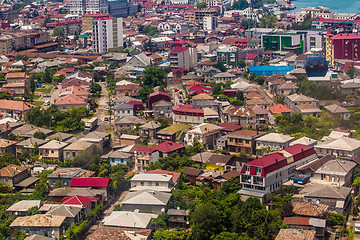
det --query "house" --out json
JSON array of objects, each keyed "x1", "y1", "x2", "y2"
[
  {"x1": 136, "y1": 141, "x2": 184, "y2": 170},
  {"x1": 313, "y1": 159, "x2": 357, "y2": 186},
  {"x1": 227, "y1": 106, "x2": 256, "y2": 128},
  {"x1": 268, "y1": 104, "x2": 292, "y2": 124},
  {"x1": 54, "y1": 95, "x2": 89, "y2": 111},
  {"x1": 213, "y1": 72, "x2": 236, "y2": 83},
  {"x1": 275, "y1": 229, "x2": 316, "y2": 240},
  {"x1": 156, "y1": 123, "x2": 191, "y2": 143},
  {"x1": 315, "y1": 136, "x2": 360, "y2": 158},
  {"x1": 16, "y1": 138, "x2": 47, "y2": 157},
  {"x1": 59, "y1": 86, "x2": 91, "y2": 99},
  {"x1": 4, "y1": 72, "x2": 30, "y2": 95},
  {"x1": 146, "y1": 169, "x2": 181, "y2": 185},
  {"x1": 296, "y1": 155, "x2": 333, "y2": 177},
  {"x1": 216, "y1": 135, "x2": 229, "y2": 151},
  {"x1": 283, "y1": 217, "x2": 326, "y2": 239},
  {"x1": 114, "y1": 116, "x2": 146, "y2": 134},
  {"x1": 121, "y1": 190, "x2": 172, "y2": 214},
  {"x1": 148, "y1": 91, "x2": 171, "y2": 110},
  {"x1": 324, "y1": 104, "x2": 351, "y2": 120},
  {"x1": 119, "y1": 134, "x2": 141, "y2": 147},
  {"x1": 114, "y1": 102, "x2": 134, "y2": 118},
  {"x1": 153, "y1": 100, "x2": 173, "y2": 118},
  {"x1": 139, "y1": 121, "x2": 162, "y2": 141},
  {"x1": 291, "y1": 202, "x2": 329, "y2": 218},
  {"x1": 70, "y1": 178, "x2": 109, "y2": 192},
  {"x1": 255, "y1": 133, "x2": 295, "y2": 156},
  {"x1": 167, "y1": 209, "x2": 190, "y2": 228},
  {"x1": 290, "y1": 137, "x2": 318, "y2": 147},
  {"x1": 130, "y1": 173, "x2": 173, "y2": 192},
  {"x1": 295, "y1": 103, "x2": 322, "y2": 118},
  {"x1": 293, "y1": 185, "x2": 352, "y2": 214},
  {"x1": 249, "y1": 105, "x2": 269, "y2": 127},
  {"x1": 184, "y1": 123, "x2": 223, "y2": 150},
  {"x1": 206, "y1": 154, "x2": 236, "y2": 173},
  {"x1": 80, "y1": 131, "x2": 109, "y2": 151},
  {"x1": 172, "y1": 105, "x2": 204, "y2": 126},
  {"x1": 218, "y1": 122, "x2": 242, "y2": 135},
  {"x1": 47, "y1": 168, "x2": 95, "y2": 188},
  {"x1": 48, "y1": 187, "x2": 105, "y2": 203},
  {"x1": 125, "y1": 53, "x2": 152, "y2": 68},
  {"x1": 276, "y1": 82, "x2": 299, "y2": 96},
  {"x1": 39, "y1": 140, "x2": 69, "y2": 162},
  {"x1": 191, "y1": 152, "x2": 216, "y2": 165},
  {"x1": 10, "y1": 214, "x2": 66, "y2": 239},
  {"x1": 63, "y1": 140, "x2": 96, "y2": 160},
  {"x1": 86, "y1": 227, "x2": 152, "y2": 240},
  {"x1": 0, "y1": 164, "x2": 29, "y2": 187},
  {"x1": 6, "y1": 200, "x2": 42, "y2": 217},
  {"x1": 11, "y1": 124, "x2": 54, "y2": 139},
  {"x1": 102, "y1": 211, "x2": 158, "y2": 229},
  {"x1": 61, "y1": 195, "x2": 98, "y2": 219},
  {"x1": 183, "y1": 167, "x2": 203, "y2": 185},
  {"x1": 0, "y1": 138, "x2": 17, "y2": 155},
  {"x1": 46, "y1": 205, "x2": 82, "y2": 227},
  {"x1": 246, "y1": 98, "x2": 271, "y2": 109},
  {"x1": 284, "y1": 94, "x2": 319, "y2": 112},
  {"x1": 0, "y1": 100, "x2": 35, "y2": 120},
  {"x1": 101, "y1": 151, "x2": 133, "y2": 166},
  {"x1": 227, "y1": 130, "x2": 266, "y2": 155},
  {"x1": 239, "y1": 144, "x2": 317, "y2": 198}
]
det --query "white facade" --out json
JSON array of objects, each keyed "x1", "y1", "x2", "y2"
[
  {"x1": 69, "y1": 0, "x2": 108, "y2": 15},
  {"x1": 203, "y1": 16, "x2": 217, "y2": 33},
  {"x1": 169, "y1": 47, "x2": 197, "y2": 69},
  {"x1": 92, "y1": 17, "x2": 123, "y2": 53},
  {"x1": 69, "y1": 0, "x2": 85, "y2": 15}
]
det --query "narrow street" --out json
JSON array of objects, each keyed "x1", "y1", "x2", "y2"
[{"x1": 94, "y1": 81, "x2": 111, "y2": 132}]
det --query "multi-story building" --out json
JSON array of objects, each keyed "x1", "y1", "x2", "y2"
[
  {"x1": 261, "y1": 33, "x2": 304, "y2": 54},
  {"x1": 227, "y1": 130, "x2": 266, "y2": 156},
  {"x1": 108, "y1": 0, "x2": 137, "y2": 18},
  {"x1": 69, "y1": 0, "x2": 86, "y2": 15},
  {"x1": 169, "y1": 46, "x2": 197, "y2": 69},
  {"x1": 195, "y1": 8, "x2": 220, "y2": 25},
  {"x1": 203, "y1": 15, "x2": 217, "y2": 32},
  {"x1": 0, "y1": 35, "x2": 13, "y2": 54},
  {"x1": 47, "y1": 19, "x2": 82, "y2": 36},
  {"x1": 172, "y1": 105, "x2": 204, "y2": 126},
  {"x1": 69, "y1": 0, "x2": 108, "y2": 15},
  {"x1": 217, "y1": 45, "x2": 239, "y2": 66},
  {"x1": 92, "y1": 16, "x2": 123, "y2": 53},
  {"x1": 328, "y1": 33, "x2": 360, "y2": 63},
  {"x1": 82, "y1": 13, "x2": 109, "y2": 32},
  {"x1": 239, "y1": 144, "x2": 317, "y2": 198},
  {"x1": 158, "y1": 22, "x2": 189, "y2": 34},
  {"x1": 300, "y1": 6, "x2": 333, "y2": 19}
]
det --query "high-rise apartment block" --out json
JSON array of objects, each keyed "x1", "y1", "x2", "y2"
[{"x1": 92, "y1": 16, "x2": 123, "y2": 53}]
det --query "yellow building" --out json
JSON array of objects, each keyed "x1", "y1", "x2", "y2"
[
  {"x1": 325, "y1": 29, "x2": 334, "y2": 67},
  {"x1": 82, "y1": 13, "x2": 109, "y2": 32}
]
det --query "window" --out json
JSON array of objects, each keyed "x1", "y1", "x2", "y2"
[
  {"x1": 141, "y1": 182, "x2": 144, "y2": 186},
  {"x1": 155, "y1": 182, "x2": 159, "y2": 186}
]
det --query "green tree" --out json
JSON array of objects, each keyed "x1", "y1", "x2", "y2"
[
  {"x1": 91, "y1": 83, "x2": 102, "y2": 97},
  {"x1": 33, "y1": 131, "x2": 46, "y2": 140},
  {"x1": 238, "y1": 59, "x2": 246, "y2": 68},
  {"x1": 27, "y1": 206, "x2": 40, "y2": 216},
  {"x1": 143, "y1": 66, "x2": 166, "y2": 87},
  {"x1": 231, "y1": 0, "x2": 249, "y2": 10},
  {"x1": 326, "y1": 213, "x2": 345, "y2": 227},
  {"x1": 138, "y1": 85, "x2": 153, "y2": 103},
  {"x1": 212, "y1": 62, "x2": 227, "y2": 72},
  {"x1": 52, "y1": 27, "x2": 64, "y2": 37},
  {"x1": 43, "y1": 67, "x2": 52, "y2": 83},
  {"x1": 220, "y1": 177, "x2": 242, "y2": 194},
  {"x1": 348, "y1": 64, "x2": 356, "y2": 79},
  {"x1": 30, "y1": 78, "x2": 35, "y2": 93},
  {"x1": 153, "y1": 214, "x2": 169, "y2": 229},
  {"x1": 14, "y1": 230, "x2": 26, "y2": 240},
  {"x1": 196, "y1": 2, "x2": 207, "y2": 9},
  {"x1": 191, "y1": 202, "x2": 222, "y2": 240},
  {"x1": 259, "y1": 14, "x2": 277, "y2": 28},
  {"x1": 153, "y1": 229, "x2": 189, "y2": 240}
]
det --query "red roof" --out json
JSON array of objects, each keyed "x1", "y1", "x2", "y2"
[
  {"x1": 70, "y1": 178, "x2": 110, "y2": 188},
  {"x1": 187, "y1": 84, "x2": 212, "y2": 91},
  {"x1": 244, "y1": 54, "x2": 258, "y2": 60},
  {"x1": 62, "y1": 195, "x2": 98, "y2": 208},
  {"x1": 264, "y1": 50, "x2": 275, "y2": 54},
  {"x1": 171, "y1": 46, "x2": 189, "y2": 53},
  {"x1": 218, "y1": 122, "x2": 242, "y2": 131},
  {"x1": 331, "y1": 33, "x2": 360, "y2": 40},
  {"x1": 146, "y1": 169, "x2": 181, "y2": 182},
  {"x1": 269, "y1": 104, "x2": 292, "y2": 114},
  {"x1": 283, "y1": 217, "x2": 311, "y2": 226},
  {"x1": 150, "y1": 141, "x2": 184, "y2": 153},
  {"x1": 172, "y1": 105, "x2": 204, "y2": 114},
  {"x1": 126, "y1": 101, "x2": 142, "y2": 105},
  {"x1": 148, "y1": 91, "x2": 171, "y2": 98}
]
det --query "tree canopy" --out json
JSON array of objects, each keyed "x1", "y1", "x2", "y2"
[{"x1": 231, "y1": 0, "x2": 249, "y2": 10}]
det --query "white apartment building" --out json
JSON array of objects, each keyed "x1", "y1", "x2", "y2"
[
  {"x1": 69, "y1": 0, "x2": 108, "y2": 15},
  {"x1": 203, "y1": 15, "x2": 217, "y2": 33},
  {"x1": 92, "y1": 16, "x2": 123, "y2": 53},
  {"x1": 169, "y1": 46, "x2": 197, "y2": 69}
]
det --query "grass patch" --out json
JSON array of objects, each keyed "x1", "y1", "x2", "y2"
[
  {"x1": 32, "y1": 101, "x2": 44, "y2": 107},
  {"x1": 35, "y1": 87, "x2": 52, "y2": 94}
]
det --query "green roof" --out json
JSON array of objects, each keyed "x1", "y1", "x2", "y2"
[{"x1": 157, "y1": 123, "x2": 191, "y2": 135}]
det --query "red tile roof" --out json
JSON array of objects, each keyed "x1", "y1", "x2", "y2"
[
  {"x1": 149, "y1": 141, "x2": 184, "y2": 153},
  {"x1": 172, "y1": 105, "x2": 204, "y2": 114},
  {"x1": 0, "y1": 100, "x2": 35, "y2": 111},
  {"x1": 62, "y1": 195, "x2": 98, "y2": 208},
  {"x1": 218, "y1": 122, "x2": 242, "y2": 131},
  {"x1": 0, "y1": 164, "x2": 28, "y2": 177},
  {"x1": 55, "y1": 95, "x2": 87, "y2": 105},
  {"x1": 283, "y1": 216, "x2": 311, "y2": 226},
  {"x1": 170, "y1": 46, "x2": 188, "y2": 53},
  {"x1": 70, "y1": 178, "x2": 110, "y2": 188},
  {"x1": 146, "y1": 169, "x2": 181, "y2": 182},
  {"x1": 148, "y1": 91, "x2": 171, "y2": 98},
  {"x1": 269, "y1": 104, "x2": 292, "y2": 114}
]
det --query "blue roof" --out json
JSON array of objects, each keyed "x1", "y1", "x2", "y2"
[{"x1": 249, "y1": 66, "x2": 295, "y2": 76}]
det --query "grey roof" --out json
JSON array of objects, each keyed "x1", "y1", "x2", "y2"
[
  {"x1": 80, "y1": 131, "x2": 108, "y2": 142},
  {"x1": 256, "y1": 133, "x2": 294, "y2": 144},
  {"x1": 214, "y1": 72, "x2": 236, "y2": 78},
  {"x1": 302, "y1": 185, "x2": 351, "y2": 200},
  {"x1": 64, "y1": 140, "x2": 93, "y2": 151},
  {"x1": 122, "y1": 190, "x2": 171, "y2": 206},
  {"x1": 182, "y1": 72, "x2": 200, "y2": 81},
  {"x1": 167, "y1": 208, "x2": 190, "y2": 216},
  {"x1": 11, "y1": 124, "x2": 54, "y2": 138},
  {"x1": 115, "y1": 116, "x2": 146, "y2": 125},
  {"x1": 315, "y1": 137, "x2": 360, "y2": 151},
  {"x1": 315, "y1": 159, "x2": 356, "y2": 176},
  {"x1": 46, "y1": 132, "x2": 74, "y2": 141},
  {"x1": 286, "y1": 93, "x2": 317, "y2": 102},
  {"x1": 191, "y1": 152, "x2": 216, "y2": 163},
  {"x1": 48, "y1": 187, "x2": 105, "y2": 198},
  {"x1": 39, "y1": 140, "x2": 69, "y2": 150},
  {"x1": 139, "y1": 121, "x2": 161, "y2": 130},
  {"x1": 297, "y1": 155, "x2": 333, "y2": 173},
  {"x1": 289, "y1": 137, "x2": 317, "y2": 146},
  {"x1": 16, "y1": 138, "x2": 47, "y2": 148},
  {"x1": 24, "y1": 235, "x2": 53, "y2": 240},
  {"x1": 131, "y1": 173, "x2": 172, "y2": 182},
  {"x1": 6, "y1": 200, "x2": 41, "y2": 212},
  {"x1": 102, "y1": 150, "x2": 133, "y2": 159},
  {"x1": 102, "y1": 211, "x2": 158, "y2": 228},
  {"x1": 114, "y1": 102, "x2": 133, "y2": 110},
  {"x1": 324, "y1": 104, "x2": 350, "y2": 114},
  {"x1": 46, "y1": 205, "x2": 82, "y2": 218},
  {"x1": 152, "y1": 100, "x2": 172, "y2": 107}
]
